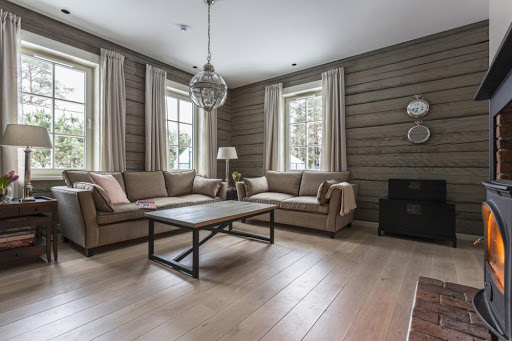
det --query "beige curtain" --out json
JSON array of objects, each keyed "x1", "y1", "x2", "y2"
[
  {"x1": 100, "y1": 49, "x2": 126, "y2": 171},
  {"x1": 145, "y1": 65, "x2": 168, "y2": 171},
  {"x1": 321, "y1": 68, "x2": 347, "y2": 171},
  {"x1": 197, "y1": 109, "x2": 217, "y2": 178},
  {"x1": 0, "y1": 10, "x2": 22, "y2": 195},
  {"x1": 264, "y1": 83, "x2": 283, "y2": 171}
]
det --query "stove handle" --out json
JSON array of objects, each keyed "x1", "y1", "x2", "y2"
[{"x1": 474, "y1": 237, "x2": 484, "y2": 246}]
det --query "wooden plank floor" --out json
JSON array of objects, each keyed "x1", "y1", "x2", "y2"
[{"x1": 0, "y1": 221, "x2": 484, "y2": 341}]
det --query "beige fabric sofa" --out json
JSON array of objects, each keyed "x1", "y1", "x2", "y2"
[
  {"x1": 52, "y1": 170, "x2": 227, "y2": 256},
  {"x1": 236, "y1": 171, "x2": 358, "y2": 238}
]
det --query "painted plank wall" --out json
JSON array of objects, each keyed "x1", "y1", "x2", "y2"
[
  {"x1": 230, "y1": 21, "x2": 489, "y2": 235},
  {"x1": 0, "y1": 0, "x2": 232, "y2": 195}
]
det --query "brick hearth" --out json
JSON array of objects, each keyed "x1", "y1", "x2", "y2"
[{"x1": 408, "y1": 277, "x2": 491, "y2": 341}]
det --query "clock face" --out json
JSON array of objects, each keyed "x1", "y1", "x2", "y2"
[{"x1": 407, "y1": 99, "x2": 429, "y2": 118}]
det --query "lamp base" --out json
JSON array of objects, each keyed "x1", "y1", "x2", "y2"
[{"x1": 21, "y1": 197, "x2": 36, "y2": 202}]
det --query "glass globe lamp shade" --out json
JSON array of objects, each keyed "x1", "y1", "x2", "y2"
[{"x1": 189, "y1": 63, "x2": 227, "y2": 112}]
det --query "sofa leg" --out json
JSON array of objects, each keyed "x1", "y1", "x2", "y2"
[
  {"x1": 329, "y1": 232, "x2": 336, "y2": 239},
  {"x1": 85, "y1": 248, "x2": 94, "y2": 257},
  {"x1": 63, "y1": 237, "x2": 69, "y2": 243},
  {"x1": 241, "y1": 219, "x2": 246, "y2": 223},
  {"x1": 346, "y1": 223, "x2": 352, "y2": 228}
]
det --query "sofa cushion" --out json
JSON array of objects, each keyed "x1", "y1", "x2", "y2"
[
  {"x1": 177, "y1": 194, "x2": 222, "y2": 205},
  {"x1": 123, "y1": 171, "x2": 167, "y2": 201},
  {"x1": 299, "y1": 171, "x2": 351, "y2": 196},
  {"x1": 89, "y1": 173, "x2": 130, "y2": 205},
  {"x1": 73, "y1": 182, "x2": 114, "y2": 212},
  {"x1": 244, "y1": 176, "x2": 269, "y2": 197},
  {"x1": 192, "y1": 176, "x2": 222, "y2": 197},
  {"x1": 244, "y1": 192, "x2": 295, "y2": 206},
  {"x1": 265, "y1": 171, "x2": 302, "y2": 196},
  {"x1": 147, "y1": 197, "x2": 189, "y2": 210},
  {"x1": 164, "y1": 170, "x2": 196, "y2": 196},
  {"x1": 62, "y1": 170, "x2": 125, "y2": 191},
  {"x1": 281, "y1": 196, "x2": 329, "y2": 214},
  {"x1": 96, "y1": 203, "x2": 144, "y2": 225}
]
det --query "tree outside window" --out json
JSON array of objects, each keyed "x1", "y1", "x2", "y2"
[
  {"x1": 166, "y1": 95, "x2": 194, "y2": 170},
  {"x1": 21, "y1": 54, "x2": 88, "y2": 170},
  {"x1": 288, "y1": 93, "x2": 322, "y2": 170}
]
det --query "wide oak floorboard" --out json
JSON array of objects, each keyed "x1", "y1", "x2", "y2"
[{"x1": 0, "y1": 221, "x2": 483, "y2": 341}]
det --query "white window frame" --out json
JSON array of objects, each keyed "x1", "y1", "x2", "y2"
[
  {"x1": 21, "y1": 46, "x2": 95, "y2": 178},
  {"x1": 285, "y1": 90, "x2": 323, "y2": 171},
  {"x1": 165, "y1": 90, "x2": 199, "y2": 171}
]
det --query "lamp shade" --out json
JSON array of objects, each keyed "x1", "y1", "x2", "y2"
[
  {"x1": 217, "y1": 147, "x2": 238, "y2": 160},
  {"x1": 2, "y1": 124, "x2": 52, "y2": 148}
]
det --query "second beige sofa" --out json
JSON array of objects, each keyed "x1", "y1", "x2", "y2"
[{"x1": 236, "y1": 170, "x2": 358, "y2": 238}]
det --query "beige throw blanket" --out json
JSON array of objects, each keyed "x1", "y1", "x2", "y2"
[{"x1": 325, "y1": 182, "x2": 357, "y2": 216}]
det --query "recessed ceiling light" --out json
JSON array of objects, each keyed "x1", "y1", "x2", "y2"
[
  {"x1": 61, "y1": 9, "x2": 70, "y2": 14},
  {"x1": 180, "y1": 24, "x2": 189, "y2": 32},
  {"x1": 292, "y1": 63, "x2": 297, "y2": 66}
]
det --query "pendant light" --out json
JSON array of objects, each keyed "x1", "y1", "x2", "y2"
[{"x1": 189, "y1": 0, "x2": 227, "y2": 113}]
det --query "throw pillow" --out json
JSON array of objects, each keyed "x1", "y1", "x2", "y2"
[
  {"x1": 164, "y1": 170, "x2": 196, "y2": 196},
  {"x1": 192, "y1": 176, "x2": 222, "y2": 197},
  {"x1": 73, "y1": 182, "x2": 114, "y2": 212},
  {"x1": 317, "y1": 179, "x2": 343, "y2": 205},
  {"x1": 244, "y1": 176, "x2": 269, "y2": 197},
  {"x1": 89, "y1": 172, "x2": 130, "y2": 204}
]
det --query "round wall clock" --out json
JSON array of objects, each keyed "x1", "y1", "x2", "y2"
[{"x1": 407, "y1": 94, "x2": 429, "y2": 118}]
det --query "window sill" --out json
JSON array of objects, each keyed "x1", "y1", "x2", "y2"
[{"x1": 31, "y1": 176, "x2": 64, "y2": 181}]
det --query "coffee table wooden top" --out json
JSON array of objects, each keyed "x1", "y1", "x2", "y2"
[{"x1": 144, "y1": 201, "x2": 276, "y2": 228}]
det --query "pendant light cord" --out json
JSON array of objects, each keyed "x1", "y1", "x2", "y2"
[{"x1": 207, "y1": 1, "x2": 212, "y2": 64}]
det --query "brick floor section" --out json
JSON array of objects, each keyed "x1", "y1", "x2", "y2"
[{"x1": 408, "y1": 277, "x2": 491, "y2": 341}]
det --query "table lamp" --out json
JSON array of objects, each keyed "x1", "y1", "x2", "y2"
[
  {"x1": 217, "y1": 147, "x2": 238, "y2": 184},
  {"x1": 2, "y1": 124, "x2": 52, "y2": 201}
]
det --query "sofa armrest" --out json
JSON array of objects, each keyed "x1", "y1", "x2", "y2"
[
  {"x1": 326, "y1": 183, "x2": 359, "y2": 229},
  {"x1": 51, "y1": 186, "x2": 99, "y2": 249},
  {"x1": 218, "y1": 182, "x2": 228, "y2": 201},
  {"x1": 235, "y1": 181, "x2": 246, "y2": 201}
]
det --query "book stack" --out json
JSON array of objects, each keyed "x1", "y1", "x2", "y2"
[{"x1": 0, "y1": 228, "x2": 35, "y2": 251}]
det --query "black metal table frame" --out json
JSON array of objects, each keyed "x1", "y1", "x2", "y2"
[{"x1": 148, "y1": 209, "x2": 274, "y2": 278}]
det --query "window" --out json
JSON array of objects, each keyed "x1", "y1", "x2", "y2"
[
  {"x1": 165, "y1": 93, "x2": 197, "y2": 170},
  {"x1": 21, "y1": 49, "x2": 94, "y2": 174},
  {"x1": 286, "y1": 92, "x2": 322, "y2": 170}
]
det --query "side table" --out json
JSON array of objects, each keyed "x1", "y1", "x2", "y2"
[
  {"x1": 226, "y1": 187, "x2": 238, "y2": 201},
  {"x1": 0, "y1": 197, "x2": 58, "y2": 262}
]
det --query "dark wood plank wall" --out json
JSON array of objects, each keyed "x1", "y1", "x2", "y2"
[
  {"x1": 230, "y1": 21, "x2": 489, "y2": 235},
  {"x1": 0, "y1": 0, "x2": 232, "y2": 188}
]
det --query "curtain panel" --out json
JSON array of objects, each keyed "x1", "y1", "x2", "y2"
[
  {"x1": 321, "y1": 67, "x2": 347, "y2": 171},
  {"x1": 263, "y1": 83, "x2": 284, "y2": 171},
  {"x1": 0, "y1": 10, "x2": 22, "y2": 195},
  {"x1": 145, "y1": 65, "x2": 168, "y2": 171},
  {"x1": 100, "y1": 49, "x2": 127, "y2": 172},
  {"x1": 198, "y1": 109, "x2": 217, "y2": 178}
]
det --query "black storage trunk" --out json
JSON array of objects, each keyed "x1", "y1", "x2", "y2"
[{"x1": 378, "y1": 179, "x2": 457, "y2": 247}]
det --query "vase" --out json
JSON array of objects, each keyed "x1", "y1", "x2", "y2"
[{"x1": 0, "y1": 186, "x2": 13, "y2": 204}]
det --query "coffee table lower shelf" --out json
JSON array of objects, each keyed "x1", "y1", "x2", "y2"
[{"x1": 147, "y1": 204, "x2": 275, "y2": 279}]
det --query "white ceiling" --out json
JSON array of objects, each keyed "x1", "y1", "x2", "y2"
[{"x1": 8, "y1": 0, "x2": 489, "y2": 88}]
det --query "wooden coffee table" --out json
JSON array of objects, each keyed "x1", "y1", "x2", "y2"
[{"x1": 145, "y1": 201, "x2": 276, "y2": 278}]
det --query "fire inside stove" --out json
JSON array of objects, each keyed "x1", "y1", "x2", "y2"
[{"x1": 483, "y1": 204, "x2": 505, "y2": 294}]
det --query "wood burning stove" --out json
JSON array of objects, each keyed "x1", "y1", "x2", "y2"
[
  {"x1": 474, "y1": 22, "x2": 512, "y2": 341},
  {"x1": 475, "y1": 181, "x2": 511, "y2": 340}
]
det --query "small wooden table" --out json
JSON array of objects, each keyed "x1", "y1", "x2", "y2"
[
  {"x1": 0, "y1": 197, "x2": 58, "y2": 262},
  {"x1": 145, "y1": 201, "x2": 276, "y2": 278}
]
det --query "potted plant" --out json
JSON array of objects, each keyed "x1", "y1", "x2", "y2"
[
  {"x1": 0, "y1": 170, "x2": 19, "y2": 204},
  {"x1": 232, "y1": 171, "x2": 241, "y2": 183}
]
